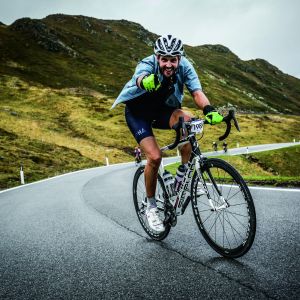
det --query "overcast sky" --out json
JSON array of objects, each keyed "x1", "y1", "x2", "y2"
[{"x1": 1, "y1": 0, "x2": 299, "y2": 78}]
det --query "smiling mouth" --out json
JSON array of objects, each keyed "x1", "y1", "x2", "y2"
[
  {"x1": 159, "y1": 66, "x2": 175, "y2": 77},
  {"x1": 163, "y1": 67, "x2": 174, "y2": 74}
]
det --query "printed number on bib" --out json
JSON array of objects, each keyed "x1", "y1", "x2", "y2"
[{"x1": 191, "y1": 120, "x2": 204, "y2": 134}]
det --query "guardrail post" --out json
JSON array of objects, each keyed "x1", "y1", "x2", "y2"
[
  {"x1": 20, "y1": 165, "x2": 25, "y2": 185},
  {"x1": 105, "y1": 155, "x2": 109, "y2": 166}
]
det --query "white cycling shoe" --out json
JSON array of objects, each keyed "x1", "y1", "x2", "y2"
[{"x1": 146, "y1": 207, "x2": 165, "y2": 233}]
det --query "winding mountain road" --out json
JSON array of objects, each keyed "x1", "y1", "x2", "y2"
[{"x1": 0, "y1": 143, "x2": 299, "y2": 299}]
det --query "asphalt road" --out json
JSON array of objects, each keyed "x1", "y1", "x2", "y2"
[
  {"x1": 205, "y1": 141, "x2": 300, "y2": 157},
  {"x1": 161, "y1": 142, "x2": 300, "y2": 165},
  {"x1": 1, "y1": 156, "x2": 300, "y2": 299}
]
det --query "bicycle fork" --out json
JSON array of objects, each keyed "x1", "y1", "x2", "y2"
[{"x1": 195, "y1": 158, "x2": 229, "y2": 212}]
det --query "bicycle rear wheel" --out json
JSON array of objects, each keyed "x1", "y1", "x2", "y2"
[
  {"x1": 191, "y1": 158, "x2": 256, "y2": 258},
  {"x1": 133, "y1": 166, "x2": 171, "y2": 240}
]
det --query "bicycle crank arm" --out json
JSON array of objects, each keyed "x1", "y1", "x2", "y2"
[{"x1": 163, "y1": 201, "x2": 177, "y2": 227}]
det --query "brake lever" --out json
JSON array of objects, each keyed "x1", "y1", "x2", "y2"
[{"x1": 232, "y1": 115, "x2": 240, "y2": 132}]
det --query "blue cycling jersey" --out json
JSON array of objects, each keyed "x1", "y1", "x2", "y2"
[{"x1": 111, "y1": 55, "x2": 202, "y2": 109}]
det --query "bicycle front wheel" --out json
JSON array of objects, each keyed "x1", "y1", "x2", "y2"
[
  {"x1": 133, "y1": 166, "x2": 171, "y2": 240},
  {"x1": 191, "y1": 158, "x2": 256, "y2": 258}
]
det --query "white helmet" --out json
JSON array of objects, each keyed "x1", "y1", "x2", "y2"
[{"x1": 154, "y1": 35, "x2": 184, "y2": 57}]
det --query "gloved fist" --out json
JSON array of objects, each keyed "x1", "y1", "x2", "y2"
[
  {"x1": 140, "y1": 74, "x2": 161, "y2": 92},
  {"x1": 203, "y1": 105, "x2": 223, "y2": 125}
]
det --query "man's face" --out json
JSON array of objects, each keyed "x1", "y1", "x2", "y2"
[{"x1": 157, "y1": 55, "x2": 179, "y2": 77}]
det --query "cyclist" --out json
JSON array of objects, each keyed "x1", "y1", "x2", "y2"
[
  {"x1": 134, "y1": 146, "x2": 142, "y2": 165},
  {"x1": 112, "y1": 35, "x2": 223, "y2": 232},
  {"x1": 213, "y1": 141, "x2": 218, "y2": 152}
]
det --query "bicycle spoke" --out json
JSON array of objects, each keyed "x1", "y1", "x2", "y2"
[
  {"x1": 223, "y1": 211, "x2": 240, "y2": 247},
  {"x1": 211, "y1": 210, "x2": 232, "y2": 249},
  {"x1": 197, "y1": 199, "x2": 212, "y2": 209},
  {"x1": 225, "y1": 209, "x2": 249, "y2": 230},
  {"x1": 219, "y1": 211, "x2": 232, "y2": 248},
  {"x1": 223, "y1": 210, "x2": 247, "y2": 240},
  {"x1": 198, "y1": 207, "x2": 214, "y2": 213},
  {"x1": 226, "y1": 210, "x2": 249, "y2": 218},
  {"x1": 207, "y1": 212, "x2": 219, "y2": 235},
  {"x1": 201, "y1": 211, "x2": 216, "y2": 226},
  {"x1": 229, "y1": 202, "x2": 247, "y2": 207},
  {"x1": 226, "y1": 189, "x2": 243, "y2": 202}
]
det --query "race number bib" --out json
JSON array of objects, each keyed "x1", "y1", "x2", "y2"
[{"x1": 191, "y1": 120, "x2": 204, "y2": 134}]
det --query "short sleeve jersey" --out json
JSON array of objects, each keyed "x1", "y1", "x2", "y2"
[{"x1": 111, "y1": 55, "x2": 202, "y2": 109}]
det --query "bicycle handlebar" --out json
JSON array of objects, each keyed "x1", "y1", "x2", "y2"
[
  {"x1": 167, "y1": 116, "x2": 184, "y2": 150},
  {"x1": 161, "y1": 110, "x2": 240, "y2": 151},
  {"x1": 216, "y1": 109, "x2": 240, "y2": 141}
]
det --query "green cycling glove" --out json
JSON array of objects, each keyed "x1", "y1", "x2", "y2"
[
  {"x1": 140, "y1": 74, "x2": 161, "y2": 92},
  {"x1": 203, "y1": 105, "x2": 223, "y2": 125}
]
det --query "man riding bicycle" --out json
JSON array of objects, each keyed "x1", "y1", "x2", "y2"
[
  {"x1": 112, "y1": 35, "x2": 223, "y2": 232},
  {"x1": 134, "y1": 146, "x2": 142, "y2": 165}
]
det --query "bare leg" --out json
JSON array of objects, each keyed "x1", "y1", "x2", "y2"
[
  {"x1": 139, "y1": 136, "x2": 165, "y2": 232},
  {"x1": 139, "y1": 136, "x2": 162, "y2": 198},
  {"x1": 138, "y1": 109, "x2": 192, "y2": 198}
]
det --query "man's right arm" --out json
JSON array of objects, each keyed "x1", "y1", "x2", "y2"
[
  {"x1": 138, "y1": 74, "x2": 161, "y2": 92},
  {"x1": 133, "y1": 56, "x2": 155, "y2": 87},
  {"x1": 134, "y1": 56, "x2": 161, "y2": 92},
  {"x1": 136, "y1": 75, "x2": 145, "y2": 89}
]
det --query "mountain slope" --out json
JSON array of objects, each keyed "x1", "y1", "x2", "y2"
[
  {"x1": 1, "y1": 14, "x2": 299, "y2": 114},
  {"x1": 0, "y1": 14, "x2": 300, "y2": 189}
]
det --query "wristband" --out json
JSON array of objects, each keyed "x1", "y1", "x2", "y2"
[{"x1": 203, "y1": 105, "x2": 216, "y2": 115}]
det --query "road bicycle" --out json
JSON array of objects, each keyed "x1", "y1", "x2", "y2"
[
  {"x1": 132, "y1": 110, "x2": 256, "y2": 258},
  {"x1": 135, "y1": 154, "x2": 142, "y2": 167},
  {"x1": 223, "y1": 142, "x2": 228, "y2": 153}
]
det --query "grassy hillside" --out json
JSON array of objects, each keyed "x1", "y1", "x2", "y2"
[
  {"x1": 1, "y1": 14, "x2": 299, "y2": 113},
  {"x1": 0, "y1": 127, "x2": 100, "y2": 187},
  {"x1": 0, "y1": 14, "x2": 300, "y2": 189},
  {"x1": 1, "y1": 74, "x2": 299, "y2": 189}
]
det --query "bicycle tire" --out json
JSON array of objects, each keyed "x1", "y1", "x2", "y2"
[
  {"x1": 133, "y1": 166, "x2": 171, "y2": 240},
  {"x1": 191, "y1": 158, "x2": 256, "y2": 258}
]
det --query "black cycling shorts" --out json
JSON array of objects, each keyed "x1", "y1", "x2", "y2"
[{"x1": 125, "y1": 105, "x2": 176, "y2": 144}]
